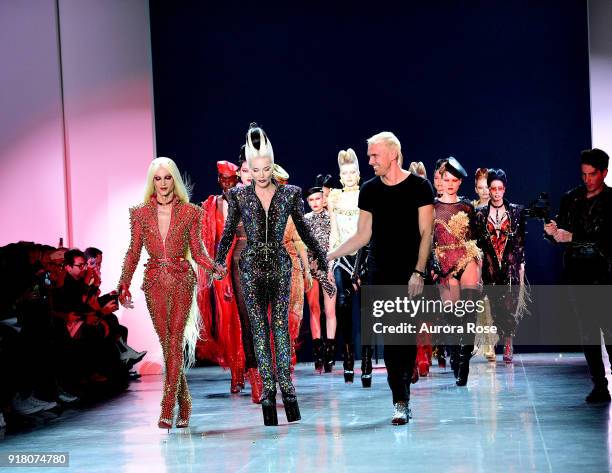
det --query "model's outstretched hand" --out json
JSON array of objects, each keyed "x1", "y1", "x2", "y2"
[{"x1": 119, "y1": 283, "x2": 134, "y2": 309}]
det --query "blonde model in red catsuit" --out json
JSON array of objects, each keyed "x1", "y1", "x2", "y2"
[{"x1": 118, "y1": 157, "x2": 223, "y2": 430}]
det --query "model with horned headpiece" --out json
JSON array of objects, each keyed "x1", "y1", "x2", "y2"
[{"x1": 215, "y1": 123, "x2": 328, "y2": 426}]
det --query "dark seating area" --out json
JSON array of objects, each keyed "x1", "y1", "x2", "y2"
[{"x1": 0, "y1": 241, "x2": 146, "y2": 435}]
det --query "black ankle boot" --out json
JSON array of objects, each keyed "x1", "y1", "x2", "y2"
[
  {"x1": 343, "y1": 343, "x2": 355, "y2": 383},
  {"x1": 312, "y1": 339, "x2": 324, "y2": 373},
  {"x1": 455, "y1": 344, "x2": 474, "y2": 386},
  {"x1": 282, "y1": 393, "x2": 301, "y2": 422},
  {"x1": 361, "y1": 345, "x2": 373, "y2": 388},
  {"x1": 324, "y1": 339, "x2": 336, "y2": 373},
  {"x1": 261, "y1": 390, "x2": 278, "y2": 426}
]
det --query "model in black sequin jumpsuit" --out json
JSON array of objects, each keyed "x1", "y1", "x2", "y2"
[{"x1": 215, "y1": 125, "x2": 328, "y2": 425}]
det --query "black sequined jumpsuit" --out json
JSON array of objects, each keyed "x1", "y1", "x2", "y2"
[{"x1": 216, "y1": 182, "x2": 328, "y2": 396}]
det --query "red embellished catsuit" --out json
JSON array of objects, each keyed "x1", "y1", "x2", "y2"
[{"x1": 119, "y1": 196, "x2": 215, "y2": 424}]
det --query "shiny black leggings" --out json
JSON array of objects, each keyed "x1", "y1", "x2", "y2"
[{"x1": 334, "y1": 266, "x2": 355, "y2": 344}]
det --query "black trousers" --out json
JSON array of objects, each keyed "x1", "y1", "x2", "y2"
[
  {"x1": 384, "y1": 345, "x2": 417, "y2": 404},
  {"x1": 369, "y1": 268, "x2": 417, "y2": 404},
  {"x1": 565, "y1": 256, "x2": 612, "y2": 388},
  {"x1": 104, "y1": 313, "x2": 129, "y2": 341},
  {"x1": 572, "y1": 290, "x2": 612, "y2": 388},
  {"x1": 334, "y1": 266, "x2": 354, "y2": 345}
]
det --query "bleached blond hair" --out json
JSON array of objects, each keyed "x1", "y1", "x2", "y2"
[{"x1": 366, "y1": 131, "x2": 404, "y2": 167}]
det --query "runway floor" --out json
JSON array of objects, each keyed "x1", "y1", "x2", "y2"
[{"x1": 1, "y1": 353, "x2": 611, "y2": 473}]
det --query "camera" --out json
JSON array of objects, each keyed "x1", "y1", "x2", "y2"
[{"x1": 524, "y1": 192, "x2": 551, "y2": 223}]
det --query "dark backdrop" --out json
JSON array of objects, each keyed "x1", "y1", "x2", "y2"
[{"x1": 150, "y1": 0, "x2": 592, "y2": 353}]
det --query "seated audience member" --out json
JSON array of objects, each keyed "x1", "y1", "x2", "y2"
[
  {"x1": 53, "y1": 249, "x2": 125, "y2": 388},
  {"x1": 84, "y1": 247, "x2": 146, "y2": 368},
  {"x1": 1, "y1": 243, "x2": 58, "y2": 418}
]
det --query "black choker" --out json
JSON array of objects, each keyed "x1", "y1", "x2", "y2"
[
  {"x1": 156, "y1": 199, "x2": 173, "y2": 206},
  {"x1": 491, "y1": 201, "x2": 504, "y2": 208}
]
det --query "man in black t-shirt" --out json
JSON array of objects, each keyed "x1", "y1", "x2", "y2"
[{"x1": 328, "y1": 131, "x2": 434, "y2": 425}]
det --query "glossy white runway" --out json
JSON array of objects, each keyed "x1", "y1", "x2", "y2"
[{"x1": 2, "y1": 353, "x2": 611, "y2": 473}]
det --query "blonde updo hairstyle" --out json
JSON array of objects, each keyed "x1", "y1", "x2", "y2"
[
  {"x1": 408, "y1": 161, "x2": 427, "y2": 178},
  {"x1": 337, "y1": 148, "x2": 359, "y2": 172}
]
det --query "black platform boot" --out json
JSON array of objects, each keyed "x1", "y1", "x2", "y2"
[
  {"x1": 282, "y1": 392, "x2": 301, "y2": 422},
  {"x1": 343, "y1": 343, "x2": 355, "y2": 383},
  {"x1": 455, "y1": 289, "x2": 479, "y2": 386},
  {"x1": 455, "y1": 344, "x2": 474, "y2": 386},
  {"x1": 324, "y1": 339, "x2": 336, "y2": 373},
  {"x1": 361, "y1": 345, "x2": 373, "y2": 388},
  {"x1": 312, "y1": 338, "x2": 324, "y2": 373},
  {"x1": 261, "y1": 390, "x2": 278, "y2": 426}
]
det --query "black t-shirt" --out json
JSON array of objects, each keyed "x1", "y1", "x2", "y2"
[{"x1": 359, "y1": 173, "x2": 435, "y2": 284}]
